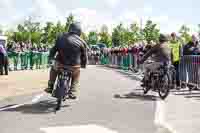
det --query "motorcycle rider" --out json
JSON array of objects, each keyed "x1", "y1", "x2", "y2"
[
  {"x1": 139, "y1": 34, "x2": 172, "y2": 87},
  {"x1": 45, "y1": 22, "x2": 88, "y2": 100}
]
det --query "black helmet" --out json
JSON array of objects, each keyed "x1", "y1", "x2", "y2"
[
  {"x1": 159, "y1": 34, "x2": 168, "y2": 42},
  {"x1": 68, "y1": 22, "x2": 82, "y2": 36}
]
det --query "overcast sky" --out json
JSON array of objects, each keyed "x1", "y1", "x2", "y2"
[{"x1": 0, "y1": 0, "x2": 199, "y2": 33}]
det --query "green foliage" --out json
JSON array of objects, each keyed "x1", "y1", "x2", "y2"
[
  {"x1": 143, "y1": 20, "x2": 160, "y2": 43},
  {"x1": 179, "y1": 25, "x2": 191, "y2": 44},
  {"x1": 99, "y1": 25, "x2": 112, "y2": 47},
  {"x1": 65, "y1": 13, "x2": 75, "y2": 31},
  {"x1": 41, "y1": 22, "x2": 54, "y2": 44},
  {"x1": 112, "y1": 23, "x2": 126, "y2": 46},
  {"x1": 81, "y1": 32, "x2": 88, "y2": 42},
  {"x1": 112, "y1": 28, "x2": 120, "y2": 47},
  {"x1": 5, "y1": 30, "x2": 14, "y2": 42},
  {"x1": 88, "y1": 31, "x2": 98, "y2": 45},
  {"x1": 4, "y1": 14, "x2": 197, "y2": 48},
  {"x1": 112, "y1": 22, "x2": 141, "y2": 47},
  {"x1": 31, "y1": 32, "x2": 42, "y2": 44}
]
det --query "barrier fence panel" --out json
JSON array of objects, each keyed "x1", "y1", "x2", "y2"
[
  {"x1": 100, "y1": 53, "x2": 139, "y2": 71},
  {"x1": 7, "y1": 51, "x2": 49, "y2": 71},
  {"x1": 179, "y1": 55, "x2": 200, "y2": 88}
]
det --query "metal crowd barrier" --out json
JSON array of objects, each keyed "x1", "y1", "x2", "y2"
[
  {"x1": 100, "y1": 53, "x2": 141, "y2": 71},
  {"x1": 179, "y1": 55, "x2": 200, "y2": 88},
  {"x1": 101, "y1": 53, "x2": 200, "y2": 89},
  {"x1": 7, "y1": 51, "x2": 49, "y2": 71}
]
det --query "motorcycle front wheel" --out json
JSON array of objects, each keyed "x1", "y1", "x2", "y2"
[{"x1": 158, "y1": 73, "x2": 170, "y2": 100}]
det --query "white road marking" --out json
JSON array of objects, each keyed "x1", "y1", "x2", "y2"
[
  {"x1": 0, "y1": 93, "x2": 45, "y2": 111},
  {"x1": 40, "y1": 124, "x2": 118, "y2": 133},
  {"x1": 155, "y1": 100, "x2": 178, "y2": 133}
]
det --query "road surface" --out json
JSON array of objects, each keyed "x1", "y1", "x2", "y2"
[{"x1": 0, "y1": 66, "x2": 200, "y2": 133}]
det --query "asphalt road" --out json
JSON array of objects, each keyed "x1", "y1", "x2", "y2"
[{"x1": 1, "y1": 66, "x2": 199, "y2": 133}]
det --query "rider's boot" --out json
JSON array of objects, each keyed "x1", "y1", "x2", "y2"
[
  {"x1": 140, "y1": 77, "x2": 148, "y2": 87},
  {"x1": 45, "y1": 81, "x2": 54, "y2": 94},
  {"x1": 68, "y1": 69, "x2": 80, "y2": 100},
  {"x1": 140, "y1": 77, "x2": 146, "y2": 87},
  {"x1": 68, "y1": 80, "x2": 79, "y2": 100}
]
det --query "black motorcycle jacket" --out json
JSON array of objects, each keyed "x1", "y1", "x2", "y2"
[{"x1": 49, "y1": 32, "x2": 88, "y2": 67}]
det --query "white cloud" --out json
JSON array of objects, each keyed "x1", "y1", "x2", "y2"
[
  {"x1": 152, "y1": 16, "x2": 169, "y2": 22},
  {"x1": 65, "y1": 8, "x2": 115, "y2": 33},
  {"x1": 105, "y1": 0, "x2": 120, "y2": 8},
  {"x1": 117, "y1": 9, "x2": 184, "y2": 34},
  {"x1": 143, "y1": 5, "x2": 153, "y2": 14},
  {"x1": 119, "y1": 10, "x2": 137, "y2": 22},
  {"x1": 0, "y1": 0, "x2": 197, "y2": 35},
  {"x1": 29, "y1": 0, "x2": 62, "y2": 22},
  {"x1": 0, "y1": 0, "x2": 15, "y2": 22}
]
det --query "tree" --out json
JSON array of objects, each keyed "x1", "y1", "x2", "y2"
[
  {"x1": 65, "y1": 13, "x2": 75, "y2": 31},
  {"x1": 0, "y1": 29, "x2": 3, "y2": 35},
  {"x1": 15, "y1": 18, "x2": 42, "y2": 43},
  {"x1": 14, "y1": 32, "x2": 23, "y2": 42},
  {"x1": 31, "y1": 32, "x2": 42, "y2": 44},
  {"x1": 112, "y1": 23, "x2": 126, "y2": 47},
  {"x1": 143, "y1": 20, "x2": 160, "y2": 43},
  {"x1": 130, "y1": 22, "x2": 142, "y2": 42},
  {"x1": 179, "y1": 25, "x2": 191, "y2": 43},
  {"x1": 81, "y1": 32, "x2": 88, "y2": 42},
  {"x1": 56, "y1": 21, "x2": 65, "y2": 33},
  {"x1": 5, "y1": 30, "x2": 14, "y2": 42},
  {"x1": 41, "y1": 22, "x2": 54, "y2": 44},
  {"x1": 197, "y1": 24, "x2": 200, "y2": 39},
  {"x1": 88, "y1": 31, "x2": 98, "y2": 45},
  {"x1": 48, "y1": 21, "x2": 65, "y2": 45},
  {"x1": 99, "y1": 25, "x2": 112, "y2": 47},
  {"x1": 17, "y1": 24, "x2": 25, "y2": 32},
  {"x1": 112, "y1": 28, "x2": 120, "y2": 47}
]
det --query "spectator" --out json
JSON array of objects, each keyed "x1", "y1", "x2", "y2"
[
  {"x1": 0, "y1": 44, "x2": 8, "y2": 75},
  {"x1": 7, "y1": 42, "x2": 13, "y2": 52},
  {"x1": 183, "y1": 34, "x2": 200, "y2": 88},
  {"x1": 13, "y1": 42, "x2": 21, "y2": 70},
  {"x1": 169, "y1": 32, "x2": 182, "y2": 89},
  {"x1": 183, "y1": 34, "x2": 200, "y2": 55}
]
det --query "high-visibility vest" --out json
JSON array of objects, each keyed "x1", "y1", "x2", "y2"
[{"x1": 170, "y1": 41, "x2": 181, "y2": 62}]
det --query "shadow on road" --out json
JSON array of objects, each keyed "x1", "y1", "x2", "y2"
[
  {"x1": 185, "y1": 95, "x2": 200, "y2": 98},
  {"x1": 174, "y1": 92, "x2": 200, "y2": 96},
  {"x1": 170, "y1": 89, "x2": 190, "y2": 93},
  {"x1": 172, "y1": 89, "x2": 200, "y2": 100},
  {"x1": 1, "y1": 100, "x2": 70, "y2": 114},
  {"x1": 114, "y1": 92, "x2": 158, "y2": 101},
  {"x1": 0, "y1": 104, "x2": 17, "y2": 109}
]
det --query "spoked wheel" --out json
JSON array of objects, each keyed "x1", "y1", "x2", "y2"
[
  {"x1": 54, "y1": 76, "x2": 63, "y2": 111},
  {"x1": 158, "y1": 74, "x2": 170, "y2": 100}
]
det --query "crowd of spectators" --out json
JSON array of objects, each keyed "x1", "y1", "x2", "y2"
[
  {"x1": 6, "y1": 41, "x2": 49, "y2": 53},
  {"x1": 0, "y1": 41, "x2": 51, "y2": 75}
]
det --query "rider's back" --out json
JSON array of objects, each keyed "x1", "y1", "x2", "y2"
[
  {"x1": 55, "y1": 32, "x2": 86, "y2": 66},
  {"x1": 152, "y1": 42, "x2": 171, "y2": 63},
  {"x1": 141, "y1": 42, "x2": 171, "y2": 64}
]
